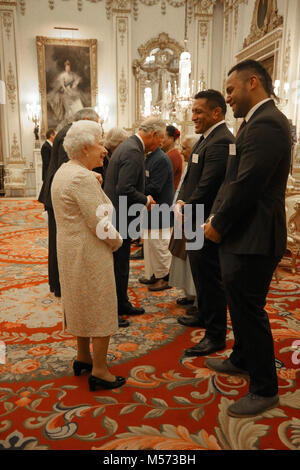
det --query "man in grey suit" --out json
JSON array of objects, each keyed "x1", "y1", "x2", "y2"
[
  {"x1": 175, "y1": 90, "x2": 235, "y2": 357},
  {"x1": 104, "y1": 117, "x2": 165, "y2": 327},
  {"x1": 204, "y1": 60, "x2": 291, "y2": 417}
]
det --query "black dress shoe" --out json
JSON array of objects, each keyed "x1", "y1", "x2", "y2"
[
  {"x1": 89, "y1": 374, "x2": 126, "y2": 391},
  {"x1": 177, "y1": 315, "x2": 205, "y2": 327},
  {"x1": 186, "y1": 306, "x2": 199, "y2": 316},
  {"x1": 204, "y1": 358, "x2": 248, "y2": 376},
  {"x1": 227, "y1": 393, "x2": 279, "y2": 418},
  {"x1": 130, "y1": 247, "x2": 144, "y2": 260},
  {"x1": 184, "y1": 337, "x2": 226, "y2": 357},
  {"x1": 118, "y1": 317, "x2": 130, "y2": 327},
  {"x1": 73, "y1": 360, "x2": 93, "y2": 376},
  {"x1": 54, "y1": 287, "x2": 61, "y2": 297},
  {"x1": 122, "y1": 306, "x2": 145, "y2": 316},
  {"x1": 139, "y1": 275, "x2": 157, "y2": 285},
  {"x1": 176, "y1": 297, "x2": 194, "y2": 306}
]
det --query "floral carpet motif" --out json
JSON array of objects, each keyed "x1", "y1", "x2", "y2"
[{"x1": 0, "y1": 199, "x2": 299, "y2": 451}]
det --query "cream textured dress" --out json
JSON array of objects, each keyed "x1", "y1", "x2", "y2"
[{"x1": 51, "y1": 160, "x2": 122, "y2": 337}]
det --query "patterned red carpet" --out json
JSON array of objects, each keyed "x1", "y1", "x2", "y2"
[{"x1": 0, "y1": 199, "x2": 299, "y2": 450}]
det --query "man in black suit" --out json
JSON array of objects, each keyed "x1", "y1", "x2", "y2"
[
  {"x1": 41, "y1": 129, "x2": 56, "y2": 182},
  {"x1": 38, "y1": 108, "x2": 100, "y2": 297},
  {"x1": 104, "y1": 117, "x2": 164, "y2": 327},
  {"x1": 175, "y1": 90, "x2": 235, "y2": 357},
  {"x1": 204, "y1": 60, "x2": 291, "y2": 417}
]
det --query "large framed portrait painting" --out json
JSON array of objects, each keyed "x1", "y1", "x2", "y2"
[{"x1": 36, "y1": 36, "x2": 97, "y2": 138}]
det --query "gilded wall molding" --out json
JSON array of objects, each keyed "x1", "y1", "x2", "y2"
[
  {"x1": 18, "y1": 0, "x2": 195, "y2": 20},
  {"x1": 282, "y1": 30, "x2": 291, "y2": 84},
  {"x1": 199, "y1": 21, "x2": 208, "y2": 48},
  {"x1": 137, "y1": 32, "x2": 184, "y2": 63},
  {"x1": 195, "y1": 0, "x2": 216, "y2": 16},
  {"x1": 2, "y1": 11, "x2": 13, "y2": 40},
  {"x1": 118, "y1": 67, "x2": 127, "y2": 114},
  {"x1": 8, "y1": 133, "x2": 25, "y2": 164},
  {"x1": 243, "y1": 0, "x2": 283, "y2": 48},
  {"x1": 6, "y1": 62, "x2": 16, "y2": 111},
  {"x1": 118, "y1": 17, "x2": 127, "y2": 46},
  {"x1": 236, "y1": 26, "x2": 282, "y2": 62}
]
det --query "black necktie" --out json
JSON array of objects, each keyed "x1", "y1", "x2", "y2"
[{"x1": 236, "y1": 120, "x2": 246, "y2": 137}]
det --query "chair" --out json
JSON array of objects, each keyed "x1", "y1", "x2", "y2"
[{"x1": 4, "y1": 167, "x2": 26, "y2": 196}]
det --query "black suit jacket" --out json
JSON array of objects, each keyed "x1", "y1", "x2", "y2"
[
  {"x1": 144, "y1": 146, "x2": 174, "y2": 229},
  {"x1": 38, "y1": 124, "x2": 71, "y2": 209},
  {"x1": 177, "y1": 123, "x2": 235, "y2": 223},
  {"x1": 211, "y1": 100, "x2": 291, "y2": 256},
  {"x1": 104, "y1": 135, "x2": 148, "y2": 236},
  {"x1": 40, "y1": 141, "x2": 52, "y2": 181}
]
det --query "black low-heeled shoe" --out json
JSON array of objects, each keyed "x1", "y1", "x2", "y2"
[
  {"x1": 73, "y1": 360, "x2": 93, "y2": 376},
  {"x1": 88, "y1": 374, "x2": 126, "y2": 391}
]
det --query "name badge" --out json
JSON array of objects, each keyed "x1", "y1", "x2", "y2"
[
  {"x1": 229, "y1": 144, "x2": 236, "y2": 156},
  {"x1": 145, "y1": 170, "x2": 150, "y2": 177},
  {"x1": 192, "y1": 153, "x2": 199, "y2": 164}
]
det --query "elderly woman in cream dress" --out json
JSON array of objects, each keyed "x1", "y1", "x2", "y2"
[{"x1": 51, "y1": 120, "x2": 125, "y2": 391}]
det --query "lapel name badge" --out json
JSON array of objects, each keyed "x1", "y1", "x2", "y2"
[
  {"x1": 229, "y1": 144, "x2": 236, "y2": 156},
  {"x1": 192, "y1": 153, "x2": 199, "y2": 164}
]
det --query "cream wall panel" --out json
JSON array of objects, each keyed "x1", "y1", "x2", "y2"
[{"x1": 16, "y1": 0, "x2": 114, "y2": 163}]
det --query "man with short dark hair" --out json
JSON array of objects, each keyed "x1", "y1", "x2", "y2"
[
  {"x1": 204, "y1": 60, "x2": 291, "y2": 417},
  {"x1": 175, "y1": 89, "x2": 235, "y2": 356},
  {"x1": 41, "y1": 129, "x2": 56, "y2": 182}
]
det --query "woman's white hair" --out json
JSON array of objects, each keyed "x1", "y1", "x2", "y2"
[{"x1": 63, "y1": 120, "x2": 102, "y2": 159}]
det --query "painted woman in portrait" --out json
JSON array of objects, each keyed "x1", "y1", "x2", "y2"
[{"x1": 48, "y1": 59, "x2": 84, "y2": 125}]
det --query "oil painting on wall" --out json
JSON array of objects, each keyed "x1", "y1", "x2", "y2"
[{"x1": 36, "y1": 36, "x2": 97, "y2": 138}]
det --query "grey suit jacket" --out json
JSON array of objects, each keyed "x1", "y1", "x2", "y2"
[{"x1": 104, "y1": 135, "x2": 148, "y2": 235}]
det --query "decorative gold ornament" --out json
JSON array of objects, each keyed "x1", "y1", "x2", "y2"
[
  {"x1": 2, "y1": 12, "x2": 13, "y2": 41},
  {"x1": 9, "y1": 133, "x2": 25, "y2": 163},
  {"x1": 6, "y1": 62, "x2": 17, "y2": 112},
  {"x1": 119, "y1": 68, "x2": 127, "y2": 114},
  {"x1": 243, "y1": 0, "x2": 283, "y2": 48},
  {"x1": 118, "y1": 17, "x2": 127, "y2": 46}
]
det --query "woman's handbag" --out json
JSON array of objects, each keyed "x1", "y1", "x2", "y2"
[{"x1": 168, "y1": 228, "x2": 186, "y2": 260}]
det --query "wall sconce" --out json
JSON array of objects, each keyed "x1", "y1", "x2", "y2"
[
  {"x1": 26, "y1": 102, "x2": 41, "y2": 147},
  {"x1": 54, "y1": 27, "x2": 79, "y2": 39},
  {"x1": 95, "y1": 100, "x2": 109, "y2": 137}
]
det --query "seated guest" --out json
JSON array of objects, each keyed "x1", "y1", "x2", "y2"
[
  {"x1": 162, "y1": 125, "x2": 183, "y2": 191},
  {"x1": 169, "y1": 135, "x2": 198, "y2": 306},
  {"x1": 93, "y1": 127, "x2": 128, "y2": 183},
  {"x1": 51, "y1": 120, "x2": 125, "y2": 391},
  {"x1": 140, "y1": 146, "x2": 174, "y2": 291}
]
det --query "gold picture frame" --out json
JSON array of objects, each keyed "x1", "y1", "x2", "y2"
[{"x1": 36, "y1": 36, "x2": 98, "y2": 139}]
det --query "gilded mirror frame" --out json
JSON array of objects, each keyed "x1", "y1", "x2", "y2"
[{"x1": 132, "y1": 33, "x2": 184, "y2": 125}]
